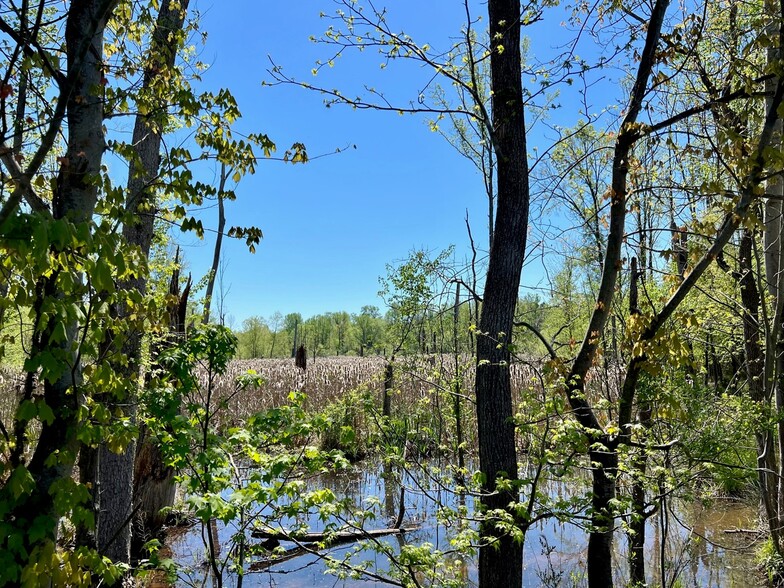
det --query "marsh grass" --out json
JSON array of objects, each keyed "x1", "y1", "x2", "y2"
[
  {"x1": 0, "y1": 353, "x2": 608, "y2": 464},
  {"x1": 202, "y1": 355, "x2": 551, "y2": 459}
]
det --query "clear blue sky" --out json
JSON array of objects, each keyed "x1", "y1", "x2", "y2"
[{"x1": 179, "y1": 1, "x2": 621, "y2": 326}]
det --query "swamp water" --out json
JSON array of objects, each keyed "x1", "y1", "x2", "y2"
[{"x1": 167, "y1": 460, "x2": 761, "y2": 587}]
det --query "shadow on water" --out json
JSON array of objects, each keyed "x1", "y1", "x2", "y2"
[{"x1": 167, "y1": 458, "x2": 762, "y2": 587}]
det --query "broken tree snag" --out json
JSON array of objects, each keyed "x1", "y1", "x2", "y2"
[
  {"x1": 295, "y1": 344, "x2": 307, "y2": 370},
  {"x1": 670, "y1": 220, "x2": 688, "y2": 280},
  {"x1": 250, "y1": 526, "x2": 417, "y2": 546}
]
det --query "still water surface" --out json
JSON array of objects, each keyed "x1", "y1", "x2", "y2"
[{"x1": 168, "y1": 460, "x2": 762, "y2": 587}]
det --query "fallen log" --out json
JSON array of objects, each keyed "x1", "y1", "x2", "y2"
[
  {"x1": 251, "y1": 526, "x2": 417, "y2": 544},
  {"x1": 248, "y1": 546, "x2": 309, "y2": 571},
  {"x1": 247, "y1": 526, "x2": 418, "y2": 572}
]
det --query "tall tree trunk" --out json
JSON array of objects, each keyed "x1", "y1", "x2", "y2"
[
  {"x1": 476, "y1": 1, "x2": 529, "y2": 585},
  {"x1": 763, "y1": 0, "x2": 784, "y2": 551},
  {"x1": 133, "y1": 252, "x2": 191, "y2": 546},
  {"x1": 626, "y1": 257, "x2": 652, "y2": 586},
  {"x1": 453, "y1": 283, "x2": 465, "y2": 473},
  {"x1": 8, "y1": 0, "x2": 117, "y2": 570},
  {"x1": 738, "y1": 229, "x2": 781, "y2": 548},
  {"x1": 561, "y1": 3, "x2": 670, "y2": 585},
  {"x1": 759, "y1": 32, "x2": 784, "y2": 540},
  {"x1": 203, "y1": 163, "x2": 228, "y2": 324},
  {"x1": 587, "y1": 447, "x2": 618, "y2": 587},
  {"x1": 95, "y1": 0, "x2": 191, "y2": 564},
  {"x1": 628, "y1": 443, "x2": 649, "y2": 586}
]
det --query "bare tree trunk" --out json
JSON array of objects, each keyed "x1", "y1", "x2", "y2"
[
  {"x1": 587, "y1": 448, "x2": 618, "y2": 587},
  {"x1": 92, "y1": 0, "x2": 190, "y2": 564},
  {"x1": 628, "y1": 449, "x2": 649, "y2": 585},
  {"x1": 9, "y1": 0, "x2": 117, "y2": 569},
  {"x1": 476, "y1": 1, "x2": 529, "y2": 585},
  {"x1": 203, "y1": 163, "x2": 228, "y2": 324},
  {"x1": 738, "y1": 230, "x2": 781, "y2": 547},
  {"x1": 295, "y1": 344, "x2": 307, "y2": 370},
  {"x1": 561, "y1": 4, "x2": 670, "y2": 585},
  {"x1": 133, "y1": 254, "x2": 191, "y2": 546},
  {"x1": 763, "y1": 0, "x2": 784, "y2": 550},
  {"x1": 132, "y1": 427, "x2": 177, "y2": 533},
  {"x1": 627, "y1": 257, "x2": 652, "y2": 586},
  {"x1": 453, "y1": 283, "x2": 465, "y2": 473}
]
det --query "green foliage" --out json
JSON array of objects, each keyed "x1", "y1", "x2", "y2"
[
  {"x1": 380, "y1": 248, "x2": 454, "y2": 355},
  {"x1": 0, "y1": 0, "x2": 779, "y2": 583},
  {"x1": 353, "y1": 305, "x2": 387, "y2": 355},
  {"x1": 143, "y1": 324, "x2": 360, "y2": 584},
  {"x1": 678, "y1": 386, "x2": 758, "y2": 496},
  {"x1": 758, "y1": 537, "x2": 784, "y2": 584},
  {"x1": 236, "y1": 308, "x2": 389, "y2": 359},
  {"x1": 0, "y1": 0, "x2": 300, "y2": 580},
  {"x1": 320, "y1": 386, "x2": 375, "y2": 460},
  {"x1": 0, "y1": 210, "x2": 150, "y2": 584}
]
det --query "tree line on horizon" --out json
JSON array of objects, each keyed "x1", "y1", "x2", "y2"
[
  {"x1": 234, "y1": 291, "x2": 558, "y2": 361},
  {"x1": 1, "y1": 0, "x2": 784, "y2": 586}
]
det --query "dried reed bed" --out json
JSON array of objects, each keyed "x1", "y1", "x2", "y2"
[
  {"x1": 0, "y1": 355, "x2": 603, "y2": 456},
  {"x1": 217, "y1": 356, "x2": 542, "y2": 409},
  {"x1": 213, "y1": 356, "x2": 387, "y2": 424},
  {"x1": 207, "y1": 355, "x2": 545, "y2": 451}
]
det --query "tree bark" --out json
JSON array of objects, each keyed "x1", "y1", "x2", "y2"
[
  {"x1": 91, "y1": 0, "x2": 191, "y2": 564},
  {"x1": 8, "y1": 0, "x2": 117, "y2": 572},
  {"x1": 453, "y1": 283, "x2": 465, "y2": 472},
  {"x1": 587, "y1": 447, "x2": 618, "y2": 588},
  {"x1": 475, "y1": 1, "x2": 529, "y2": 585},
  {"x1": 738, "y1": 229, "x2": 781, "y2": 547},
  {"x1": 627, "y1": 258, "x2": 652, "y2": 586},
  {"x1": 762, "y1": 0, "x2": 784, "y2": 553},
  {"x1": 628, "y1": 453, "x2": 647, "y2": 586},
  {"x1": 203, "y1": 163, "x2": 228, "y2": 324},
  {"x1": 560, "y1": 3, "x2": 670, "y2": 585},
  {"x1": 132, "y1": 254, "x2": 190, "y2": 549}
]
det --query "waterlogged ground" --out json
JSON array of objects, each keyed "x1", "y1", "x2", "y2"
[{"x1": 166, "y1": 459, "x2": 762, "y2": 587}]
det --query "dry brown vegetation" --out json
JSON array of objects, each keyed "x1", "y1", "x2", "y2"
[
  {"x1": 0, "y1": 355, "x2": 610, "y2": 458},
  {"x1": 0, "y1": 353, "x2": 582, "y2": 468},
  {"x1": 200, "y1": 355, "x2": 546, "y2": 453}
]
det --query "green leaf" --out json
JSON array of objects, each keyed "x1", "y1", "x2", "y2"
[
  {"x1": 37, "y1": 401, "x2": 55, "y2": 426},
  {"x1": 7, "y1": 465, "x2": 35, "y2": 499},
  {"x1": 17, "y1": 400, "x2": 36, "y2": 422},
  {"x1": 28, "y1": 515, "x2": 53, "y2": 543},
  {"x1": 93, "y1": 259, "x2": 114, "y2": 293}
]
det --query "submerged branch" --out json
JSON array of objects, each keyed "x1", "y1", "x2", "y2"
[
  {"x1": 250, "y1": 525, "x2": 417, "y2": 543},
  {"x1": 247, "y1": 526, "x2": 418, "y2": 572}
]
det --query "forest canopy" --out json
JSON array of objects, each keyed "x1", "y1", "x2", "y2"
[{"x1": 0, "y1": 0, "x2": 783, "y2": 587}]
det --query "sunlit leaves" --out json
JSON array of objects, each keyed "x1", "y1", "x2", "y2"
[
  {"x1": 137, "y1": 325, "x2": 363, "y2": 579},
  {"x1": 227, "y1": 226, "x2": 262, "y2": 253},
  {"x1": 379, "y1": 247, "x2": 454, "y2": 353}
]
